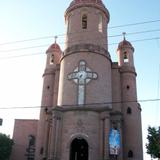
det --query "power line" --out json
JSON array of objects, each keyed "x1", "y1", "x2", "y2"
[
  {"x1": 109, "y1": 37, "x2": 160, "y2": 46},
  {"x1": 109, "y1": 29, "x2": 160, "y2": 38},
  {"x1": 0, "y1": 19, "x2": 160, "y2": 46},
  {"x1": 0, "y1": 52, "x2": 44, "y2": 60},
  {"x1": 109, "y1": 19, "x2": 160, "y2": 29},
  {"x1": 0, "y1": 44, "x2": 50, "y2": 53},
  {"x1": 0, "y1": 98, "x2": 160, "y2": 110},
  {"x1": 0, "y1": 29, "x2": 160, "y2": 53},
  {"x1": 0, "y1": 36, "x2": 54, "y2": 46},
  {"x1": 0, "y1": 36, "x2": 160, "y2": 60}
]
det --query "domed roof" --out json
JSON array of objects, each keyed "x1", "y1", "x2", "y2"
[
  {"x1": 46, "y1": 43, "x2": 61, "y2": 53},
  {"x1": 118, "y1": 39, "x2": 134, "y2": 51},
  {"x1": 66, "y1": 0, "x2": 109, "y2": 19},
  {"x1": 69, "y1": 0, "x2": 105, "y2": 7}
]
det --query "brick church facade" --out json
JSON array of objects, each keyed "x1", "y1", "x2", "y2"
[{"x1": 11, "y1": 0, "x2": 143, "y2": 160}]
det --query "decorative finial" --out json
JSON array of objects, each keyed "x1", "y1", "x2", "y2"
[
  {"x1": 54, "y1": 36, "x2": 58, "y2": 44},
  {"x1": 122, "y1": 32, "x2": 126, "y2": 40}
]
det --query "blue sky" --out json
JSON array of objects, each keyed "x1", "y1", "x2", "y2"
[{"x1": 0, "y1": 0, "x2": 160, "y2": 159}]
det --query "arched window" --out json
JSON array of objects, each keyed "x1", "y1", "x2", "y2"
[
  {"x1": 98, "y1": 13, "x2": 103, "y2": 32},
  {"x1": 128, "y1": 150, "x2": 133, "y2": 158},
  {"x1": 127, "y1": 107, "x2": 132, "y2": 114},
  {"x1": 82, "y1": 14, "x2": 87, "y2": 29},
  {"x1": 50, "y1": 54, "x2": 54, "y2": 64},
  {"x1": 124, "y1": 51, "x2": 129, "y2": 63}
]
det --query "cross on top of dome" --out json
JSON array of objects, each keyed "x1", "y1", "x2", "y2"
[{"x1": 117, "y1": 33, "x2": 134, "y2": 51}]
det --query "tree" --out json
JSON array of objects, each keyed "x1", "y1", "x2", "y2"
[
  {"x1": 146, "y1": 126, "x2": 160, "y2": 159},
  {"x1": 0, "y1": 133, "x2": 14, "y2": 160}
]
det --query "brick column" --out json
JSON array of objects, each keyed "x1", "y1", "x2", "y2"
[
  {"x1": 48, "y1": 111, "x2": 62, "y2": 160},
  {"x1": 48, "y1": 115, "x2": 56, "y2": 160},
  {"x1": 104, "y1": 115, "x2": 110, "y2": 160},
  {"x1": 43, "y1": 114, "x2": 51, "y2": 159},
  {"x1": 101, "y1": 112, "x2": 110, "y2": 160}
]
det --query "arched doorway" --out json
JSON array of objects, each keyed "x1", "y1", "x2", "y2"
[{"x1": 70, "y1": 138, "x2": 88, "y2": 160}]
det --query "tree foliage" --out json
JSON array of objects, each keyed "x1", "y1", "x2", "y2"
[
  {"x1": 0, "y1": 133, "x2": 14, "y2": 160},
  {"x1": 146, "y1": 126, "x2": 160, "y2": 159}
]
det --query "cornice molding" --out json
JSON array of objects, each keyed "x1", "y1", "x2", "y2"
[{"x1": 61, "y1": 43, "x2": 111, "y2": 62}]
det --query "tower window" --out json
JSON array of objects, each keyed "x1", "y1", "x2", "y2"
[
  {"x1": 50, "y1": 54, "x2": 54, "y2": 64},
  {"x1": 127, "y1": 107, "x2": 132, "y2": 114},
  {"x1": 82, "y1": 14, "x2": 87, "y2": 29},
  {"x1": 123, "y1": 51, "x2": 129, "y2": 63},
  {"x1": 128, "y1": 150, "x2": 133, "y2": 158},
  {"x1": 98, "y1": 14, "x2": 103, "y2": 32}
]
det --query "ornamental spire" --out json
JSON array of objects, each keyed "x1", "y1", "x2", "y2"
[
  {"x1": 54, "y1": 36, "x2": 58, "y2": 44},
  {"x1": 122, "y1": 32, "x2": 126, "y2": 41}
]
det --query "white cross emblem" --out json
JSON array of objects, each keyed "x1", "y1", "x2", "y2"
[{"x1": 68, "y1": 60, "x2": 98, "y2": 105}]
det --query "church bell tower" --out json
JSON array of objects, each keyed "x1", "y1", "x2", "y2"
[
  {"x1": 58, "y1": 0, "x2": 110, "y2": 106},
  {"x1": 35, "y1": 1, "x2": 143, "y2": 160},
  {"x1": 57, "y1": 1, "x2": 112, "y2": 160}
]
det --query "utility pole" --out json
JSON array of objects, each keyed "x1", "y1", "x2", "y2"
[{"x1": 0, "y1": 118, "x2": 3, "y2": 126}]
